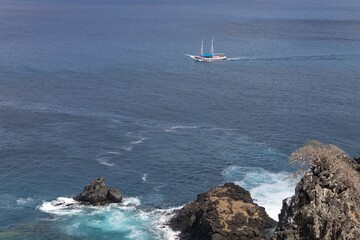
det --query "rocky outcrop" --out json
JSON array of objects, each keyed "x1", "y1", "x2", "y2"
[
  {"x1": 273, "y1": 144, "x2": 360, "y2": 240},
  {"x1": 74, "y1": 177, "x2": 122, "y2": 206},
  {"x1": 169, "y1": 183, "x2": 277, "y2": 240},
  {"x1": 353, "y1": 157, "x2": 360, "y2": 172}
]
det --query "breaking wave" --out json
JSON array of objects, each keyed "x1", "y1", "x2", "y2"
[
  {"x1": 96, "y1": 158, "x2": 115, "y2": 167},
  {"x1": 131, "y1": 136, "x2": 147, "y2": 145},
  {"x1": 222, "y1": 166, "x2": 296, "y2": 220},
  {"x1": 16, "y1": 197, "x2": 34, "y2": 206},
  {"x1": 107, "y1": 151, "x2": 120, "y2": 155},
  {"x1": 38, "y1": 197, "x2": 180, "y2": 239},
  {"x1": 121, "y1": 146, "x2": 134, "y2": 151},
  {"x1": 142, "y1": 173, "x2": 148, "y2": 183}
]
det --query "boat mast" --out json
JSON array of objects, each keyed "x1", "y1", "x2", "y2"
[
  {"x1": 200, "y1": 39, "x2": 204, "y2": 56},
  {"x1": 211, "y1": 37, "x2": 214, "y2": 55}
]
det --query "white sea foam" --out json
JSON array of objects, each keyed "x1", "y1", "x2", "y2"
[
  {"x1": 170, "y1": 125, "x2": 200, "y2": 130},
  {"x1": 38, "y1": 197, "x2": 140, "y2": 216},
  {"x1": 107, "y1": 151, "x2": 120, "y2": 155},
  {"x1": 65, "y1": 222, "x2": 81, "y2": 234},
  {"x1": 121, "y1": 197, "x2": 141, "y2": 207},
  {"x1": 96, "y1": 158, "x2": 114, "y2": 167},
  {"x1": 153, "y1": 184, "x2": 166, "y2": 191},
  {"x1": 222, "y1": 166, "x2": 295, "y2": 221},
  {"x1": 164, "y1": 125, "x2": 239, "y2": 134},
  {"x1": 38, "y1": 197, "x2": 82, "y2": 216},
  {"x1": 16, "y1": 197, "x2": 34, "y2": 205},
  {"x1": 226, "y1": 56, "x2": 254, "y2": 61},
  {"x1": 121, "y1": 146, "x2": 134, "y2": 151},
  {"x1": 130, "y1": 137, "x2": 147, "y2": 145},
  {"x1": 142, "y1": 173, "x2": 148, "y2": 183},
  {"x1": 164, "y1": 125, "x2": 201, "y2": 133},
  {"x1": 163, "y1": 128, "x2": 175, "y2": 133},
  {"x1": 151, "y1": 207, "x2": 182, "y2": 240},
  {"x1": 109, "y1": 119, "x2": 122, "y2": 124},
  {"x1": 39, "y1": 196, "x2": 180, "y2": 239}
]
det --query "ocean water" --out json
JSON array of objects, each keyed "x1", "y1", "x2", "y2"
[{"x1": 1, "y1": 0, "x2": 360, "y2": 239}]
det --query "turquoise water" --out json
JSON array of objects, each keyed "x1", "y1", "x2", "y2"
[{"x1": 1, "y1": 0, "x2": 360, "y2": 239}]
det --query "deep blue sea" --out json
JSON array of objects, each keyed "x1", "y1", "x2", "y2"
[{"x1": 1, "y1": 0, "x2": 360, "y2": 239}]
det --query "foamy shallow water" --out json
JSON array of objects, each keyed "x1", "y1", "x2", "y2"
[
  {"x1": 39, "y1": 197, "x2": 181, "y2": 240},
  {"x1": 33, "y1": 125, "x2": 296, "y2": 239},
  {"x1": 37, "y1": 166, "x2": 295, "y2": 239},
  {"x1": 222, "y1": 166, "x2": 296, "y2": 220}
]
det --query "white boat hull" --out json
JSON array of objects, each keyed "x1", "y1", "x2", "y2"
[{"x1": 186, "y1": 54, "x2": 227, "y2": 62}]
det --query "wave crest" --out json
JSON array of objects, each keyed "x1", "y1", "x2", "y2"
[
  {"x1": 38, "y1": 196, "x2": 179, "y2": 239},
  {"x1": 222, "y1": 166, "x2": 295, "y2": 220}
]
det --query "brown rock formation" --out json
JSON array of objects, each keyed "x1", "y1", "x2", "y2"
[
  {"x1": 273, "y1": 143, "x2": 360, "y2": 240},
  {"x1": 169, "y1": 182, "x2": 276, "y2": 240}
]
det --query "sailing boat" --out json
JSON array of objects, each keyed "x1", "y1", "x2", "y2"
[{"x1": 186, "y1": 38, "x2": 227, "y2": 62}]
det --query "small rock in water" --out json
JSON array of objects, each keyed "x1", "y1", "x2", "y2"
[{"x1": 74, "y1": 177, "x2": 122, "y2": 206}]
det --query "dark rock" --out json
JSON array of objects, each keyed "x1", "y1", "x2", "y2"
[
  {"x1": 169, "y1": 182, "x2": 277, "y2": 240},
  {"x1": 74, "y1": 177, "x2": 122, "y2": 206},
  {"x1": 352, "y1": 157, "x2": 360, "y2": 172},
  {"x1": 273, "y1": 152, "x2": 360, "y2": 240},
  {"x1": 107, "y1": 187, "x2": 122, "y2": 203}
]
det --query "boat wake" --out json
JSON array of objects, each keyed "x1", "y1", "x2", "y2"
[
  {"x1": 226, "y1": 53, "x2": 360, "y2": 62},
  {"x1": 226, "y1": 56, "x2": 255, "y2": 61}
]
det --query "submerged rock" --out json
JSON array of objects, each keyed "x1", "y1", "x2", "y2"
[
  {"x1": 273, "y1": 144, "x2": 360, "y2": 240},
  {"x1": 74, "y1": 177, "x2": 122, "y2": 206},
  {"x1": 169, "y1": 182, "x2": 276, "y2": 240}
]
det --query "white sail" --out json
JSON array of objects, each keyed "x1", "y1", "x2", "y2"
[
  {"x1": 200, "y1": 39, "x2": 204, "y2": 56},
  {"x1": 187, "y1": 38, "x2": 226, "y2": 62},
  {"x1": 211, "y1": 37, "x2": 214, "y2": 55}
]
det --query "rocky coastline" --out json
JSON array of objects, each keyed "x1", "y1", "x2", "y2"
[
  {"x1": 272, "y1": 144, "x2": 360, "y2": 240},
  {"x1": 69, "y1": 143, "x2": 359, "y2": 239},
  {"x1": 169, "y1": 143, "x2": 360, "y2": 240}
]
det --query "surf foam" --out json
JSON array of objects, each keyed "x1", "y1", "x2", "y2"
[
  {"x1": 38, "y1": 196, "x2": 180, "y2": 239},
  {"x1": 222, "y1": 166, "x2": 295, "y2": 220},
  {"x1": 96, "y1": 158, "x2": 114, "y2": 167},
  {"x1": 38, "y1": 197, "x2": 82, "y2": 216},
  {"x1": 107, "y1": 151, "x2": 120, "y2": 155},
  {"x1": 121, "y1": 146, "x2": 134, "y2": 151},
  {"x1": 150, "y1": 207, "x2": 182, "y2": 240},
  {"x1": 130, "y1": 136, "x2": 147, "y2": 145},
  {"x1": 16, "y1": 197, "x2": 34, "y2": 206},
  {"x1": 142, "y1": 173, "x2": 148, "y2": 183}
]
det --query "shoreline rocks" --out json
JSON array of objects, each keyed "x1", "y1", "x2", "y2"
[
  {"x1": 169, "y1": 182, "x2": 277, "y2": 240},
  {"x1": 72, "y1": 144, "x2": 359, "y2": 239},
  {"x1": 272, "y1": 145, "x2": 360, "y2": 240},
  {"x1": 74, "y1": 177, "x2": 122, "y2": 206}
]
